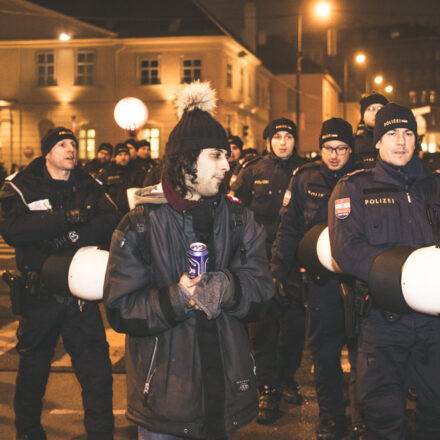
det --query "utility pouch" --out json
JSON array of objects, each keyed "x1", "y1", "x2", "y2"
[{"x1": 2, "y1": 270, "x2": 25, "y2": 315}]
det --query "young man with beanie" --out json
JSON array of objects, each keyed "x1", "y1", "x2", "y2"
[
  {"x1": 104, "y1": 82, "x2": 274, "y2": 440},
  {"x1": 329, "y1": 103, "x2": 440, "y2": 439},
  {"x1": 131, "y1": 139, "x2": 158, "y2": 187},
  {"x1": 124, "y1": 138, "x2": 138, "y2": 160},
  {"x1": 0, "y1": 127, "x2": 120, "y2": 440},
  {"x1": 272, "y1": 118, "x2": 366, "y2": 439},
  {"x1": 85, "y1": 142, "x2": 113, "y2": 178},
  {"x1": 231, "y1": 118, "x2": 307, "y2": 424},
  {"x1": 98, "y1": 142, "x2": 134, "y2": 214},
  {"x1": 353, "y1": 93, "x2": 388, "y2": 169}
]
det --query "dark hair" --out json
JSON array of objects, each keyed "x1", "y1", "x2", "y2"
[{"x1": 161, "y1": 150, "x2": 200, "y2": 198}]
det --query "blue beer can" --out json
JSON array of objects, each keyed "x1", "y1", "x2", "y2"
[{"x1": 188, "y1": 242, "x2": 209, "y2": 279}]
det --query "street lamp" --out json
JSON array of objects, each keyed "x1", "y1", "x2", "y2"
[
  {"x1": 114, "y1": 97, "x2": 148, "y2": 137},
  {"x1": 296, "y1": 1, "x2": 331, "y2": 149},
  {"x1": 374, "y1": 75, "x2": 384, "y2": 85},
  {"x1": 343, "y1": 52, "x2": 366, "y2": 118},
  {"x1": 385, "y1": 85, "x2": 393, "y2": 94}
]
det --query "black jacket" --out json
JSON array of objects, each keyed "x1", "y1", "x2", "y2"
[
  {"x1": 231, "y1": 152, "x2": 306, "y2": 253},
  {"x1": 271, "y1": 159, "x2": 354, "y2": 280},
  {"x1": 98, "y1": 162, "x2": 134, "y2": 214},
  {"x1": 104, "y1": 185, "x2": 274, "y2": 439},
  {"x1": 0, "y1": 157, "x2": 120, "y2": 274},
  {"x1": 353, "y1": 128, "x2": 377, "y2": 169}
]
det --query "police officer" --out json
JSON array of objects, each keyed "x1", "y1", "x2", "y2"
[
  {"x1": 124, "y1": 138, "x2": 138, "y2": 160},
  {"x1": 231, "y1": 118, "x2": 307, "y2": 424},
  {"x1": 98, "y1": 142, "x2": 134, "y2": 214},
  {"x1": 224, "y1": 135, "x2": 243, "y2": 190},
  {"x1": 85, "y1": 142, "x2": 113, "y2": 178},
  {"x1": 272, "y1": 118, "x2": 366, "y2": 439},
  {"x1": 353, "y1": 93, "x2": 388, "y2": 169},
  {"x1": 0, "y1": 127, "x2": 120, "y2": 440},
  {"x1": 132, "y1": 139, "x2": 157, "y2": 187},
  {"x1": 329, "y1": 104, "x2": 440, "y2": 439}
]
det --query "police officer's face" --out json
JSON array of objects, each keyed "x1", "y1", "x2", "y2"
[
  {"x1": 127, "y1": 145, "x2": 137, "y2": 159},
  {"x1": 321, "y1": 140, "x2": 352, "y2": 171},
  {"x1": 137, "y1": 146, "x2": 151, "y2": 159},
  {"x1": 97, "y1": 149, "x2": 111, "y2": 164},
  {"x1": 115, "y1": 152, "x2": 130, "y2": 166},
  {"x1": 45, "y1": 139, "x2": 77, "y2": 172},
  {"x1": 185, "y1": 148, "x2": 230, "y2": 200},
  {"x1": 271, "y1": 131, "x2": 295, "y2": 160},
  {"x1": 230, "y1": 145, "x2": 241, "y2": 162},
  {"x1": 378, "y1": 128, "x2": 416, "y2": 167},
  {"x1": 363, "y1": 104, "x2": 385, "y2": 128}
]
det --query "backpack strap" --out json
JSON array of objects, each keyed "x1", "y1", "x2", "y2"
[{"x1": 226, "y1": 196, "x2": 247, "y2": 265}]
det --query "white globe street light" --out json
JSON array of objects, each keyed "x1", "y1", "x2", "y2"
[{"x1": 114, "y1": 97, "x2": 148, "y2": 136}]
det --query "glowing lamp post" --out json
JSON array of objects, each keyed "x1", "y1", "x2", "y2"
[{"x1": 114, "y1": 97, "x2": 148, "y2": 137}]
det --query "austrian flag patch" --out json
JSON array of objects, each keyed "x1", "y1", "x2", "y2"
[{"x1": 335, "y1": 198, "x2": 351, "y2": 219}]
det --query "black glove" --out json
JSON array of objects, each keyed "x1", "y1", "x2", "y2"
[
  {"x1": 65, "y1": 207, "x2": 92, "y2": 226},
  {"x1": 41, "y1": 230, "x2": 80, "y2": 254}
]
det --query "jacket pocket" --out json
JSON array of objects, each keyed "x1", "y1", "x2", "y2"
[{"x1": 364, "y1": 203, "x2": 401, "y2": 245}]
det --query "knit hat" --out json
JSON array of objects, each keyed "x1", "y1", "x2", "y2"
[
  {"x1": 136, "y1": 139, "x2": 150, "y2": 151},
  {"x1": 114, "y1": 143, "x2": 130, "y2": 156},
  {"x1": 97, "y1": 142, "x2": 113, "y2": 156},
  {"x1": 124, "y1": 138, "x2": 138, "y2": 149},
  {"x1": 266, "y1": 118, "x2": 297, "y2": 142},
  {"x1": 360, "y1": 93, "x2": 389, "y2": 117},
  {"x1": 373, "y1": 103, "x2": 417, "y2": 145},
  {"x1": 41, "y1": 127, "x2": 77, "y2": 157},
  {"x1": 228, "y1": 135, "x2": 243, "y2": 150},
  {"x1": 319, "y1": 118, "x2": 353, "y2": 148},
  {"x1": 165, "y1": 82, "x2": 229, "y2": 155}
]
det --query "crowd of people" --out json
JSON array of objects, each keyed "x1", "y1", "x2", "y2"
[{"x1": 1, "y1": 80, "x2": 440, "y2": 440}]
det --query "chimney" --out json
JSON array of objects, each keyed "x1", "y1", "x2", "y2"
[{"x1": 241, "y1": 1, "x2": 257, "y2": 53}]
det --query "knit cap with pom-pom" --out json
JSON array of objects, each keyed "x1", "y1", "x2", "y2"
[{"x1": 165, "y1": 81, "x2": 230, "y2": 155}]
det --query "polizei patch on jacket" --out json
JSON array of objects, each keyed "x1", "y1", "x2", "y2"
[
  {"x1": 335, "y1": 198, "x2": 351, "y2": 219},
  {"x1": 235, "y1": 379, "x2": 251, "y2": 392}
]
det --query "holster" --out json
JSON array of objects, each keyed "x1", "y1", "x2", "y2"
[
  {"x1": 2, "y1": 270, "x2": 25, "y2": 315},
  {"x1": 340, "y1": 277, "x2": 372, "y2": 341}
]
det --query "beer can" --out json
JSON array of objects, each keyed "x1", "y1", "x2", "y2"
[{"x1": 188, "y1": 242, "x2": 209, "y2": 279}]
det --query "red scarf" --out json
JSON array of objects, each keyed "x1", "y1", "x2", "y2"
[{"x1": 161, "y1": 177, "x2": 198, "y2": 213}]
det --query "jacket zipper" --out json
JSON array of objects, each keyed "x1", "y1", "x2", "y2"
[{"x1": 143, "y1": 336, "x2": 158, "y2": 396}]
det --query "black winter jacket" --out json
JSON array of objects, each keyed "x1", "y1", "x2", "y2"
[
  {"x1": 104, "y1": 185, "x2": 274, "y2": 439},
  {"x1": 0, "y1": 156, "x2": 120, "y2": 274}
]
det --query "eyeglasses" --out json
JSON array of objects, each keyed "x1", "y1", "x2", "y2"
[{"x1": 321, "y1": 145, "x2": 350, "y2": 155}]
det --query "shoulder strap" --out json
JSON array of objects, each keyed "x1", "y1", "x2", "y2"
[
  {"x1": 226, "y1": 197, "x2": 247, "y2": 264},
  {"x1": 128, "y1": 204, "x2": 156, "y2": 264}
]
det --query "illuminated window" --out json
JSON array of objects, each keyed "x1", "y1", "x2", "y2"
[
  {"x1": 430, "y1": 90, "x2": 436, "y2": 104},
  {"x1": 182, "y1": 59, "x2": 202, "y2": 83},
  {"x1": 226, "y1": 63, "x2": 233, "y2": 88},
  {"x1": 140, "y1": 58, "x2": 160, "y2": 85},
  {"x1": 36, "y1": 51, "x2": 56, "y2": 86},
  {"x1": 78, "y1": 128, "x2": 96, "y2": 160},
  {"x1": 139, "y1": 128, "x2": 160, "y2": 159},
  {"x1": 76, "y1": 51, "x2": 95, "y2": 85},
  {"x1": 409, "y1": 90, "x2": 417, "y2": 105},
  {"x1": 421, "y1": 90, "x2": 427, "y2": 103}
]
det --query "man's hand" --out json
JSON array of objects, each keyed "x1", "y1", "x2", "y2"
[{"x1": 179, "y1": 273, "x2": 201, "y2": 309}]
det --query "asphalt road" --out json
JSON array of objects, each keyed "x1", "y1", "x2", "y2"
[{"x1": 0, "y1": 250, "x2": 354, "y2": 440}]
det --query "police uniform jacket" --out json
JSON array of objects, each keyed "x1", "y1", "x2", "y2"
[
  {"x1": 271, "y1": 159, "x2": 354, "y2": 281},
  {"x1": 353, "y1": 127, "x2": 377, "y2": 169},
  {"x1": 104, "y1": 186, "x2": 274, "y2": 439},
  {"x1": 84, "y1": 158, "x2": 109, "y2": 178},
  {"x1": 0, "y1": 156, "x2": 120, "y2": 275},
  {"x1": 231, "y1": 152, "x2": 306, "y2": 249},
  {"x1": 98, "y1": 161, "x2": 134, "y2": 214},
  {"x1": 329, "y1": 155, "x2": 440, "y2": 283}
]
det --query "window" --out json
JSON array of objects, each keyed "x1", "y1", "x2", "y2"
[
  {"x1": 421, "y1": 90, "x2": 427, "y2": 103},
  {"x1": 182, "y1": 58, "x2": 202, "y2": 83},
  {"x1": 140, "y1": 58, "x2": 160, "y2": 85},
  {"x1": 78, "y1": 128, "x2": 96, "y2": 160},
  {"x1": 430, "y1": 90, "x2": 436, "y2": 104},
  {"x1": 139, "y1": 128, "x2": 160, "y2": 159},
  {"x1": 36, "y1": 51, "x2": 56, "y2": 86},
  {"x1": 76, "y1": 51, "x2": 95, "y2": 85},
  {"x1": 409, "y1": 90, "x2": 417, "y2": 105},
  {"x1": 226, "y1": 63, "x2": 233, "y2": 88}
]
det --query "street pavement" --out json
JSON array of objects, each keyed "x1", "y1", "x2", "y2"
[{"x1": 0, "y1": 248, "x2": 354, "y2": 440}]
